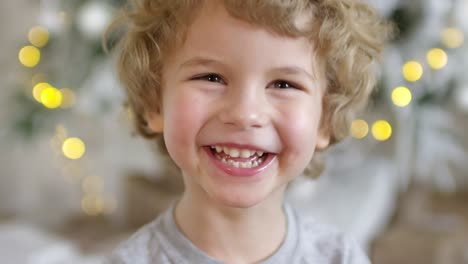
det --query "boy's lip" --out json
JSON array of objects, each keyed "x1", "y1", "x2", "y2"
[{"x1": 203, "y1": 146, "x2": 276, "y2": 177}]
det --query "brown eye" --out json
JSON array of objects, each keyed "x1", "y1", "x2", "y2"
[
  {"x1": 194, "y1": 74, "x2": 225, "y2": 84},
  {"x1": 272, "y1": 80, "x2": 297, "y2": 89}
]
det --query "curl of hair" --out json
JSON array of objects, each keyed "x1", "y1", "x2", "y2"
[{"x1": 104, "y1": 0, "x2": 393, "y2": 178}]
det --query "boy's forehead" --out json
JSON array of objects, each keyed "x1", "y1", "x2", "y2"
[
  {"x1": 182, "y1": 9, "x2": 315, "y2": 59},
  {"x1": 194, "y1": 0, "x2": 316, "y2": 35},
  {"x1": 182, "y1": 0, "x2": 318, "y2": 48}
]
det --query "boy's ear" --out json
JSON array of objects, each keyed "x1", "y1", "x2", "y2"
[
  {"x1": 316, "y1": 98, "x2": 331, "y2": 150},
  {"x1": 315, "y1": 129, "x2": 330, "y2": 150},
  {"x1": 145, "y1": 111, "x2": 164, "y2": 133},
  {"x1": 315, "y1": 126, "x2": 330, "y2": 151}
]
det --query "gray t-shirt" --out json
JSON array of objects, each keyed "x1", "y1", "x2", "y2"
[{"x1": 105, "y1": 203, "x2": 370, "y2": 264}]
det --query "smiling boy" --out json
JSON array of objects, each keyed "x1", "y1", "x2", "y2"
[{"x1": 105, "y1": 0, "x2": 391, "y2": 263}]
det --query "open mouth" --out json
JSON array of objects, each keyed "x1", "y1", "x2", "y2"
[{"x1": 207, "y1": 145, "x2": 270, "y2": 169}]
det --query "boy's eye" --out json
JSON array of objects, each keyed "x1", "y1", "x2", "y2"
[
  {"x1": 271, "y1": 80, "x2": 298, "y2": 90},
  {"x1": 193, "y1": 74, "x2": 225, "y2": 84}
]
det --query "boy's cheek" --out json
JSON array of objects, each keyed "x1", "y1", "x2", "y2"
[
  {"x1": 278, "y1": 107, "x2": 322, "y2": 158},
  {"x1": 163, "y1": 94, "x2": 205, "y2": 148}
]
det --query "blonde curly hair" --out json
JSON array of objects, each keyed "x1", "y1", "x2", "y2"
[{"x1": 105, "y1": 0, "x2": 392, "y2": 177}]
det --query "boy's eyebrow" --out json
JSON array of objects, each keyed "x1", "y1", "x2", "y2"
[
  {"x1": 178, "y1": 57, "x2": 224, "y2": 71},
  {"x1": 269, "y1": 66, "x2": 317, "y2": 81}
]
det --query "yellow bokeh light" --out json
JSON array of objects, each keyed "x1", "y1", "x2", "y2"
[
  {"x1": 81, "y1": 195, "x2": 104, "y2": 216},
  {"x1": 427, "y1": 48, "x2": 448, "y2": 70},
  {"x1": 31, "y1": 73, "x2": 46, "y2": 86},
  {"x1": 40, "y1": 87, "x2": 62, "y2": 108},
  {"x1": 28, "y1": 26, "x2": 49, "y2": 48},
  {"x1": 402, "y1": 61, "x2": 423, "y2": 82},
  {"x1": 103, "y1": 196, "x2": 117, "y2": 214},
  {"x1": 126, "y1": 107, "x2": 134, "y2": 121},
  {"x1": 442, "y1": 28, "x2": 464, "y2": 49},
  {"x1": 59, "y1": 11, "x2": 70, "y2": 25},
  {"x1": 350, "y1": 119, "x2": 369, "y2": 139},
  {"x1": 392, "y1": 86, "x2": 412, "y2": 107},
  {"x1": 372, "y1": 120, "x2": 392, "y2": 141},
  {"x1": 61, "y1": 162, "x2": 84, "y2": 183},
  {"x1": 82, "y1": 176, "x2": 103, "y2": 194},
  {"x1": 18, "y1": 46, "x2": 40, "y2": 68},
  {"x1": 55, "y1": 124, "x2": 68, "y2": 141},
  {"x1": 62, "y1": 137, "x2": 86, "y2": 160},
  {"x1": 60, "y1": 88, "x2": 76, "y2": 109},
  {"x1": 32, "y1": 82, "x2": 51, "y2": 102}
]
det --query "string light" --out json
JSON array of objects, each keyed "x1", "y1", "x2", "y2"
[
  {"x1": 372, "y1": 120, "x2": 392, "y2": 141},
  {"x1": 402, "y1": 61, "x2": 423, "y2": 82},
  {"x1": 427, "y1": 48, "x2": 448, "y2": 70},
  {"x1": 62, "y1": 137, "x2": 86, "y2": 160},
  {"x1": 81, "y1": 194, "x2": 104, "y2": 216},
  {"x1": 31, "y1": 73, "x2": 47, "y2": 86},
  {"x1": 392, "y1": 86, "x2": 412, "y2": 107},
  {"x1": 28, "y1": 26, "x2": 49, "y2": 48},
  {"x1": 60, "y1": 162, "x2": 84, "y2": 184},
  {"x1": 50, "y1": 125, "x2": 68, "y2": 156},
  {"x1": 41, "y1": 87, "x2": 62, "y2": 108},
  {"x1": 442, "y1": 27, "x2": 464, "y2": 49},
  {"x1": 55, "y1": 124, "x2": 68, "y2": 140},
  {"x1": 26, "y1": 22, "x2": 104, "y2": 219},
  {"x1": 18, "y1": 45, "x2": 40, "y2": 68},
  {"x1": 125, "y1": 107, "x2": 134, "y2": 121},
  {"x1": 350, "y1": 119, "x2": 369, "y2": 139},
  {"x1": 32, "y1": 82, "x2": 51, "y2": 102},
  {"x1": 59, "y1": 88, "x2": 76, "y2": 109},
  {"x1": 102, "y1": 195, "x2": 117, "y2": 214},
  {"x1": 82, "y1": 176, "x2": 103, "y2": 194}
]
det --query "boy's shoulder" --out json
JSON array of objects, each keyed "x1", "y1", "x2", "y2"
[
  {"x1": 104, "y1": 212, "x2": 171, "y2": 264},
  {"x1": 294, "y1": 210, "x2": 370, "y2": 264}
]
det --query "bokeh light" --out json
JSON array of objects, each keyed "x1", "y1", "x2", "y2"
[
  {"x1": 82, "y1": 176, "x2": 103, "y2": 194},
  {"x1": 18, "y1": 45, "x2": 40, "y2": 68},
  {"x1": 392, "y1": 86, "x2": 412, "y2": 107},
  {"x1": 427, "y1": 48, "x2": 448, "y2": 70},
  {"x1": 350, "y1": 119, "x2": 369, "y2": 139},
  {"x1": 40, "y1": 87, "x2": 62, "y2": 108},
  {"x1": 33, "y1": 82, "x2": 51, "y2": 102},
  {"x1": 402, "y1": 61, "x2": 423, "y2": 82},
  {"x1": 28, "y1": 26, "x2": 49, "y2": 48},
  {"x1": 61, "y1": 163, "x2": 84, "y2": 184},
  {"x1": 442, "y1": 27, "x2": 464, "y2": 49},
  {"x1": 50, "y1": 125, "x2": 68, "y2": 154},
  {"x1": 102, "y1": 196, "x2": 117, "y2": 214},
  {"x1": 55, "y1": 124, "x2": 68, "y2": 139},
  {"x1": 31, "y1": 73, "x2": 47, "y2": 86},
  {"x1": 372, "y1": 120, "x2": 392, "y2": 141},
  {"x1": 59, "y1": 88, "x2": 76, "y2": 109},
  {"x1": 81, "y1": 195, "x2": 104, "y2": 216},
  {"x1": 62, "y1": 137, "x2": 86, "y2": 160}
]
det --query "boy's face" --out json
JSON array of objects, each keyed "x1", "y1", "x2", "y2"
[{"x1": 147, "y1": 1, "x2": 329, "y2": 208}]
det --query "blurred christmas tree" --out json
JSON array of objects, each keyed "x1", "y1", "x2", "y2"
[
  {"x1": 11, "y1": 0, "x2": 130, "y2": 220},
  {"x1": 368, "y1": 0, "x2": 468, "y2": 192},
  {"x1": 13, "y1": 0, "x2": 124, "y2": 139}
]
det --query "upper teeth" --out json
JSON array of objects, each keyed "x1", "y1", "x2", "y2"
[{"x1": 211, "y1": 146, "x2": 263, "y2": 158}]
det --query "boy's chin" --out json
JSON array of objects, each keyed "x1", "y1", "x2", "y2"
[
  {"x1": 216, "y1": 197, "x2": 264, "y2": 209},
  {"x1": 208, "y1": 188, "x2": 279, "y2": 210}
]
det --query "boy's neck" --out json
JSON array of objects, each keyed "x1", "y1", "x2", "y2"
[{"x1": 174, "y1": 188, "x2": 287, "y2": 264}]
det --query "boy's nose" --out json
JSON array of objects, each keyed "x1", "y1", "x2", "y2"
[{"x1": 218, "y1": 88, "x2": 269, "y2": 130}]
